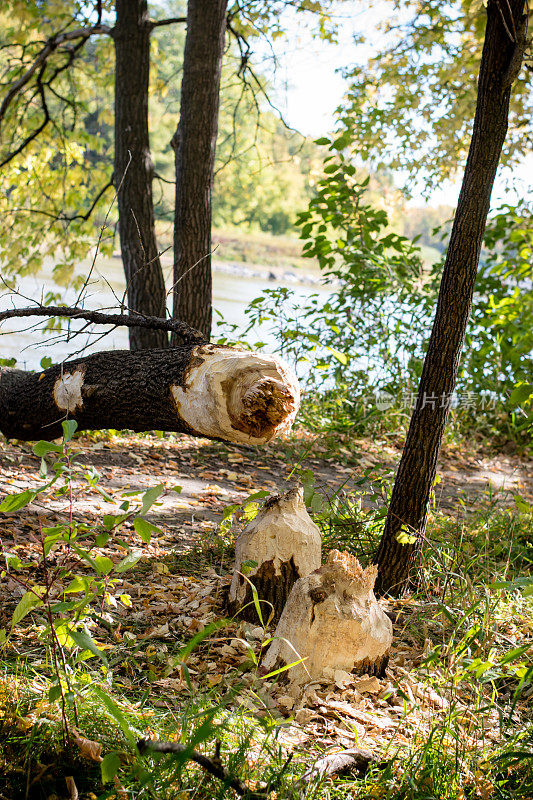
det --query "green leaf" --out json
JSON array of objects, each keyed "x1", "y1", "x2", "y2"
[
  {"x1": 261, "y1": 657, "x2": 307, "y2": 679},
  {"x1": 91, "y1": 687, "x2": 138, "y2": 748},
  {"x1": 133, "y1": 517, "x2": 161, "y2": 543},
  {"x1": 101, "y1": 751, "x2": 121, "y2": 784},
  {"x1": 12, "y1": 588, "x2": 44, "y2": 626},
  {"x1": 64, "y1": 576, "x2": 91, "y2": 593},
  {"x1": 40, "y1": 356, "x2": 53, "y2": 370},
  {"x1": 116, "y1": 551, "x2": 142, "y2": 573},
  {"x1": 325, "y1": 347, "x2": 348, "y2": 365},
  {"x1": 396, "y1": 531, "x2": 418, "y2": 545},
  {"x1": 514, "y1": 495, "x2": 533, "y2": 514},
  {"x1": 103, "y1": 514, "x2": 125, "y2": 530},
  {"x1": 69, "y1": 627, "x2": 108, "y2": 667},
  {"x1": 48, "y1": 684, "x2": 62, "y2": 703},
  {"x1": 62, "y1": 420, "x2": 78, "y2": 442},
  {"x1": 241, "y1": 559, "x2": 258, "y2": 575},
  {"x1": 4, "y1": 552, "x2": 23, "y2": 570},
  {"x1": 93, "y1": 556, "x2": 114, "y2": 575},
  {"x1": 173, "y1": 619, "x2": 230, "y2": 665},
  {"x1": 140, "y1": 484, "x2": 164, "y2": 515},
  {"x1": 509, "y1": 383, "x2": 533, "y2": 406},
  {"x1": 33, "y1": 440, "x2": 63, "y2": 456},
  {"x1": 245, "y1": 490, "x2": 270, "y2": 502},
  {"x1": 0, "y1": 490, "x2": 36, "y2": 512}
]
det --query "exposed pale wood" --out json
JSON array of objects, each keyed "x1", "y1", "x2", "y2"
[
  {"x1": 228, "y1": 487, "x2": 322, "y2": 623},
  {"x1": 263, "y1": 550, "x2": 392, "y2": 685},
  {"x1": 0, "y1": 344, "x2": 300, "y2": 442}
]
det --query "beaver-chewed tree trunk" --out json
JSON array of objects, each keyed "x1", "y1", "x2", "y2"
[
  {"x1": 227, "y1": 487, "x2": 322, "y2": 624},
  {"x1": 262, "y1": 550, "x2": 392, "y2": 686},
  {"x1": 0, "y1": 344, "x2": 299, "y2": 443}
]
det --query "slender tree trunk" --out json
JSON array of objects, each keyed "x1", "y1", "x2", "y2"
[
  {"x1": 114, "y1": 0, "x2": 168, "y2": 350},
  {"x1": 375, "y1": 0, "x2": 528, "y2": 596},
  {"x1": 171, "y1": 0, "x2": 228, "y2": 341}
]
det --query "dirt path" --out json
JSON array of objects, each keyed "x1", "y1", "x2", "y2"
[{"x1": 1, "y1": 432, "x2": 530, "y2": 551}]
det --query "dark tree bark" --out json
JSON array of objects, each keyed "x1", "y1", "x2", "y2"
[
  {"x1": 0, "y1": 345, "x2": 299, "y2": 444},
  {"x1": 374, "y1": 0, "x2": 528, "y2": 596},
  {"x1": 114, "y1": 0, "x2": 169, "y2": 350},
  {"x1": 171, "y1": 0, "x2": 228, "y2": 341}
]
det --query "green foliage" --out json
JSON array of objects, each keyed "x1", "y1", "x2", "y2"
[
  {"x1": 339, "y1": 0, "x2": 532, "y2": 190},
  {"x1": 228, "y1": 133, "x2": 532, "y2": 442},
  {"x1": 0, "y1": 2, "x2": 115, "y2": 286},
  {"x1": 151, "y1": 14, "x2": 327, "y2": 237},
  {"x1": 0, "y1": 421, "x2": 179, "y2": 733},
  {"x1": 462, "y1": 204, "x2": 533, "y2": 437},
  {"x1": 0, "y1": 0, "x2": 334, "y2": 304}
]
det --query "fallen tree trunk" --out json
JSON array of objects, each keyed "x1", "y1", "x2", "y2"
[
  {"x1": 0, "y1": 344, "x2": 300, "y2": 442},
  {"x1": 227, "y1": 487, "x2": 322, "y2": 624},
  {"x1": 300, "y1": 747, "x2": 378, "y2": 785}
]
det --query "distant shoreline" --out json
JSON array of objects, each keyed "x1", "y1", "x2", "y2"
[
  {"x1": 152, "y1": 251, "x2": 331, "y2": 288},
  {"x1": 212, "y1": 258, "x2": 328, "y2": 287}
]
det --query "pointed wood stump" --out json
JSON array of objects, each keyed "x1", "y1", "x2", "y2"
[
  {"x1": 262, "y1": 550, "x2": 393, "y2": 685},
  {"x1": 227, "y1": 486, "x2": 322, "y2": 624}
]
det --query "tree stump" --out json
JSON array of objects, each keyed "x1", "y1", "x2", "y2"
[
  {"x1": 227, "y1": 486, "x2": 322, "y2": 624},
  {"x1": 262, "y1": 550, "x2": 392, "y2": 685}
]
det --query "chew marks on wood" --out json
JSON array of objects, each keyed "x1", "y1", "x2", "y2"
[
  {"x1": 228, "y1": 486, "x2": 322, "y2": 623},
  {"x1": 53, "y1": 367, "x2": 85, "y2": 412},
  {"x1": 262, "y1": 550, "x2": 393, "y2": 686},
  {"x1": 170, "y1": 345, "x2": 300, "y2": 444}
]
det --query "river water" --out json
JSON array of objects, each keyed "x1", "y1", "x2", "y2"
[{"x1": 0, "y1": 256, "x2": 329, "y2": 371}]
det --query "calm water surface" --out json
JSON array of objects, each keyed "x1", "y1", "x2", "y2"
[{"x1": 0, "y1": 256, "x2": 329, "y2": 370}]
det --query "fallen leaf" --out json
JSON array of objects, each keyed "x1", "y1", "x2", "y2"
[{"x1": 73, "y1": 732, "x2": 102, "y2": 762}]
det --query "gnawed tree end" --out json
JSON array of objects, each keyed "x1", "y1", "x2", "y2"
[
  {"x1": 0, "y1": 344, "x2": 300, "y2": 443},
  {"x1": 262, "y1": 550, "x2": 392, "y2": 686},
  {"x1": 227, "y1": 486, "x2": 322, "y2": 624}
]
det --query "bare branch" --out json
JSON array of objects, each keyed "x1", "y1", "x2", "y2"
[
  {"x1": 149, "y1": 16, "x2": 187, "y2": 29},
  {"x1": 0, "y1": 305, "x2": 206, "y2": 344},
  {"x1": 0, "y1": 23, "x2": 113, "y2": 126},
  {"x1": 137, "y1": 738, "x2": 278, "y2": 799},
  {"x1": 60, "y1": 179, "x2": 115, "y2": 222},
  {"x1": 299, "y1": 748, "x2": 379, "y2": 786},
  {"x1": 0, "y1": 63, "x2": 50, "y2": 168}
]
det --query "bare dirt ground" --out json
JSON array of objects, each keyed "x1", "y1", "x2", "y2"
[{"x1": 0, "y1": 431, "x2": 531, "y2": 553}]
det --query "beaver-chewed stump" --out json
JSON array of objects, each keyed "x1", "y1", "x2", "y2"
[
  {"x1": 262, "y1": 550, "x2": 393, "y2": 685},
  {"x1": 227, "y1": 486, "x2": 322, "y2": 625}
]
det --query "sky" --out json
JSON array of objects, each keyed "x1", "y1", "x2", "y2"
[{"x1": 251, "y1": 3, "x2": 532, "y2": 210}]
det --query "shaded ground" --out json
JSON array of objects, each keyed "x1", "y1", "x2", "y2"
[
  {"x1": 0, "y1": 431, "x2": 531, "y2": 542},
  {"x1": 0, "y1": 430, "x2": 531, "y2": 798}
]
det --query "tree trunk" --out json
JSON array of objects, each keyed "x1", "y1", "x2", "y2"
[
  {"x1": 114, "y1": 0, "x2": 169, "y2": 350},
  {"x1": 227, "y1": 487, "x2": 322, "y2": 624},
  {"x1": 171, "y1": 0, "x2": 228, "y2": 341},
  {"x1": 262, "y1": 550, "x2": 392, "y2": 686},
  {"x1": 374, "y1": 0, "x2": 528, "y2": 596},
  {"x1": 0, "y1": 345, "x2": 299, "y2": 442}
]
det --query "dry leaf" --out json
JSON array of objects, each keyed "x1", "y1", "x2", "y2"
[
  {"x1": 65, "y1": 776, "x2": 79, "y2": 800},
  {"x1": 354, "y1": 676, "x2": 381, "y2": 694},
  {"x1": 73, "y1": 732, "x2": 103, "y2": 762}
]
